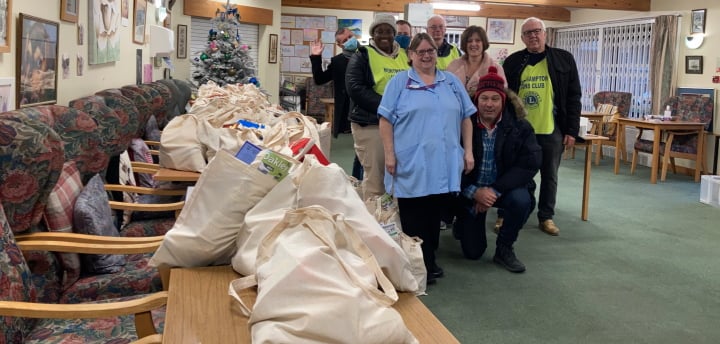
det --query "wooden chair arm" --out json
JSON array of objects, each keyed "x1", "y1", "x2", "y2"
[
  {"x1": 131, "y1": 162, "x2": 161, "y2": 174},
  {"x1": 16, "y1": 240, "x2": 161, "y2": 254},
  {"x1": 0, "y1": 291, "x2": 167, "y2": 339},
  {"x1": 664, "y1": 130, "x2": 699, "y2": 136},
  {"x1": 104, "y1": 184, "x2": 186, "y2": 196},
  {"x1": 14, "y1": 232, "x2": 164, "y2": 244},
  {"x1": 109, "y1": 201, "x2": 185, "y2": 213},
  {"x1": 145, "y1": 140, "x2": 161, "y2": 147},
  {"x1": 132, "y1": 334, "x2": 163, "y2": 344}
]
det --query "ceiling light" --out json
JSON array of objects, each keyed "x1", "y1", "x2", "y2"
[{"x1": 432, "y1": 2, "x2": 481, "y2": 11}]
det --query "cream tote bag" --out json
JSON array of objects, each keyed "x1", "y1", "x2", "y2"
[
  {"x1": 232, "y1": 156, "x2": 418, "y2": 292},
  {"x1": 228, "y1": 206, "x2": 418, "y2": 344},
  {"x1": 149, "y1": 150, "x2": 278, "y2": 268},
  {"x1": 159, "y1": 114, "x2": 207, "y2": 172}
]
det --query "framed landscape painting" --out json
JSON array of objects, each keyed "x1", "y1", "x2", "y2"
[
  {"x1": 133, "y1": 0, "x2": 147, "y2": 44},
  {"x1": 0, "y1": 0, "x2": 11, "y2": 53}
]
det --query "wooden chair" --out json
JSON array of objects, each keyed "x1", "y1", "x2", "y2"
[
  {"x1": 631, "y1": 94, "x2": 713, "y2": 181},
  {"x1": 591, "y1": 91, "x2": 633, "y2": 165}
]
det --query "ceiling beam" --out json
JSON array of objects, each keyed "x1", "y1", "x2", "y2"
[
  {"x1": 475, "y1": 0, "x2": 650, "y2": 12},
  {"x1": 281, "y1": 0, "x2": 639, "y2": 22},
  {"x1": 435, "y1": 4, "x2": 570, "y2": 22}
]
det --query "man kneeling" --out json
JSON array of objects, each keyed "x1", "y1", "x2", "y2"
[{"x1": 455, "y1": 67, "x2": 541, "y2": 273}]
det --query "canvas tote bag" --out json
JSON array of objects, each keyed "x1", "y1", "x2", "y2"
[
  {"x1": 149, "y1": 149, "x2": 278, "y2": 268},
  {"x1": 228, "y1": 206, "x2": 418, "y2": 344},
  {"x1": 159, "y1": 114, "x2": 207, "y2": 172},
  {"x1": 232, "y1": 156, "x2": 418, "y2": 292}
]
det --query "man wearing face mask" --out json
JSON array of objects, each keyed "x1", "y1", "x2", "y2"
[
  {"x1": 395, "y1": 19, "x2": 412, "y2": 49},
  {"x1": 309, "y1": 28, "x2": 356, "y2": 137},
  {"x1": 346, "y1": 13, "x2": 410, "y2": 199}
]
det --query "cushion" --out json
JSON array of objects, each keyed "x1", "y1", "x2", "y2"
[
  {"x1": 73, "y1": 174, "x2": 126, "y2": 274},
  {"x1": 129, "y1": 138, "x2": 157, "y2": 188},
  {"x1": 42, "y1": 161, "x2": 83, "y2": 290},
  {"x1": 118, "y1": 151, "x2": 137, "y2": 226}
]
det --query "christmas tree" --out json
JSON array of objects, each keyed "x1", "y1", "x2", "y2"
[{"x1": 191, "y1": 0, "x2": 259, "y2": 87}]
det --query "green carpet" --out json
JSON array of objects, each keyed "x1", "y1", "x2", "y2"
[{"x1": 331, "y1": 136, "x2": 720, "y2": 344}]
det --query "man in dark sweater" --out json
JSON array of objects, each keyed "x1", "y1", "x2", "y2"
[{"x1": 309, "y1": 28, "x2": 363, "y2": 179}]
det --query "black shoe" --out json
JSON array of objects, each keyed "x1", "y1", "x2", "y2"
[
  {"x1": 428, "y1": 264, "x2": 444, "y2": 279},
  {"x1": 426, "y1": 274, "x2": 437, "y2": 285},
  {"x1": 493, "y1": 246, "x2": 526, "y2": 273}
]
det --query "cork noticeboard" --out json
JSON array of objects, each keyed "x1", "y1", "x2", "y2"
[{"x1": 279, "y1": 14, "x2": 338, "y2": 73}]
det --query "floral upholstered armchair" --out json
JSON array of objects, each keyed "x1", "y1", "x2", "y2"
[
  {"x1": 631, "y1": 94, "x2": 713, "y2": 182},
  {"x1": 591, "y1": 91, "x2": 633, "y2": 165},
  {"x1": 0, "y1": 113, "x2": 166, "y2": 343}
]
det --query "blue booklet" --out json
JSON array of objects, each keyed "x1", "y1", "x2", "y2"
[{"x1": 235, "y1": 141, "x2": 262, "y2": 164}]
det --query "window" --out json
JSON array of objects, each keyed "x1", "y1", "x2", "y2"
[{"x1": 554, "y1": 20, "x2": 653, "y2": 118}]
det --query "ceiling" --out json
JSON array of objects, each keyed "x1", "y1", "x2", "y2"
[{"x1": 280, "y1": 0, "x2": 652, "y2": 22}]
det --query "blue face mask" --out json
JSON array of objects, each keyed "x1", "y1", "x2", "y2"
[
  {"x1": 395, "y1": 35, "x2": 411, "y2": 49},
  {"x1": 343, "y1": 37, "x2": 358, "y2": 51}
]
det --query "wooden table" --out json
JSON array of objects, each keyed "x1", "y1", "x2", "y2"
[
  {"x1": 153, "y1": 167, "x2": 201, "y2": 182},
  {"x1": 614, "y1": 118, "x2": 706, "y2": 183},
  {"x1": 577, "y1": 134, "x2": 609, "y2": 221},
  {"x1": 581, "y1": 112, "x2": 606, "y2": 136},
  {"x1": 163, "y1": 265, "x2": 459, "y2": 344},
  {"x1": 319, "y1": 97, "x2": 334, "y2": 127}
]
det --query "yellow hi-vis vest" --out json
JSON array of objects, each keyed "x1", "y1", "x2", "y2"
[
  {"x1": 367, "y1": 47, "x2": 409, "y2": 95},
  {"x1": 436, "y1": 45, "x2": 461, "y2": 71},
  {"x1": 518, "y1": 58, "x2": 555, "y2": 134}
]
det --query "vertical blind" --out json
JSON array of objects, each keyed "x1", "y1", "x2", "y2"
[
  {"x1": 554, "y1": 20, "x2": 653, "y2": 118},
  {"x1": 190, "y1": 17, "x2": 259, "y2": 79}
]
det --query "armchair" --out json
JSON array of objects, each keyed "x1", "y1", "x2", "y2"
[
  {"x1": 0, "y1": 204, "x2": 166, "y2": 344},
  {"x1": 591, "y1": 91, "x2": 633, "y2": 165},
  {"x1": 631, "y1": 94, "x2": 713, "y2": 181}
]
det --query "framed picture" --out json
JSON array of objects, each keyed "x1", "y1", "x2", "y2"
[
  {"x1": 0, "y1": 0, "x2": 11, "y2": 53},
  {"x1": 88, "y1": 0, "x2": 120, "y2": 64},
  {"x1": 120, "y1": 0, "x2": 129, "y2": 26},
  {"x1": 133, "y1": 0, "x2": 147, "y2": 44},
  {"x1": 60, "y1": 0, "x2": 78, "y2": 23},
  {"x1": 176, "y1": 24, "x2": 187, "y2": 59},
  {"x1": 690, "y1": 9, "x2": 706, "y2": 34},
  {"x1": 444, "y1": 15, "x2": 469, "y2": 28},
  {"x1": 0, "y1": 77, "x2": 15, "y2": 111},
  {"x1": 269, "y1": 33, "x2": 278, "y2": 64},
  {"x1": 486, "y1": 18, "x2": 516, "y2": 44},
  {"x1": 16, "y1": 13, "x2": 59, "y2": 108},
  {"x1": 685, "y1": 55, "x2": 703, "y2": 74}
]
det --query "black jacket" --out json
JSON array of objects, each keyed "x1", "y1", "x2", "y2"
[
  {"x1": 310, "y1": 53, "x2": 351, "y2": 136},
  {"x1": 345, "y1": 46, "x2": 383, "y2": 126},
  {"x1": 503, "y1": 45, "x2": 582, "y2": 138},
  {"x1": 461, "y1": 90, "x2": 542, "y2": 200}
]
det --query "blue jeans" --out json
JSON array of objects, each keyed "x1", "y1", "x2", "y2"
[{"x1": 456, "y1": 187, "x2": 532, "y2": 260}]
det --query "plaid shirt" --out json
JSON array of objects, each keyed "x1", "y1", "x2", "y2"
[{"x1": 463, "y1": 124, "x2": 499, "y2": 200}]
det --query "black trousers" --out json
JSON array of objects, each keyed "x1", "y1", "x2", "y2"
[{"x1": 397, "y1": 193, "x2": 452, "y2": 269}]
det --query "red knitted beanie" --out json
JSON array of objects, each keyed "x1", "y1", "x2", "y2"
[{"x1": 473, "y1": 66, "x2": 506, "y2": 104}]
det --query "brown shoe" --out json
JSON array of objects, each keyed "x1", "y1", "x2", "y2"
[
  {"x1": 539, "y1": 219, "x2": 560, "y2": 236},
  {"x1": 493, "y1": 217, "x2": 503, "y2": 235}
]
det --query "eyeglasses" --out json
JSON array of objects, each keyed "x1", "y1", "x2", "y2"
[
  {"x1": 413, "y1": 48, "x2": 436, "y2": 56},
  {"x1": 428, "y1": 25, "x2": 445, "y2": 31},
  {"x1": 522, "y1": 29, "x2": 544, "y2": 37}
]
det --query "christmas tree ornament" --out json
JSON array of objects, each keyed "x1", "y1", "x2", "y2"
[
  {"x1": 200, "y1": 52, "x2": 209, "y2": 60},
  {"x1": 228, "y1": 68, "x2": 236, "y2": 76}
]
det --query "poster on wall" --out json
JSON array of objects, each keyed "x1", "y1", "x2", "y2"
[
  {"x1": 88, "y1": 0, "x2": 121, "y2": 64},
  {"x1": 338, "y1": 19, "x2": 362, "y2": 38}
]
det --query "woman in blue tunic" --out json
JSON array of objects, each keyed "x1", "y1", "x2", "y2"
[{"x1": 378, "y1": 33, "x2": 476, "y2": 285}]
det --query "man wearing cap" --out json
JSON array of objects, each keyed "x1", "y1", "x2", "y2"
[
  {"x1": 426, "y1": 15, "x2": 461, "y2": 70},
  {"x1": 455, "y1": 66, "x2": 542, "y2": 273},
  {"x1": 346, "y1": 13, "x2": 409, "y2": 199},
  {"x1": 502, "y1": 17, "x2": 581, "y2": 236}
]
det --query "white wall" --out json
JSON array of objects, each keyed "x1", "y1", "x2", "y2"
[{"x1": 0, "y1": 0, "x2": 282, "y2": 106}]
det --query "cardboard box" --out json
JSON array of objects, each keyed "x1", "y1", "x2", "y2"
[{"x1": 699, "y1": 175, "x2": 720, "y2": 208}]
